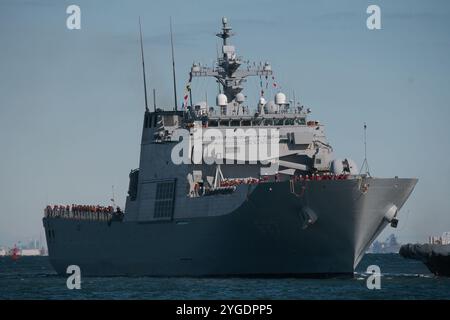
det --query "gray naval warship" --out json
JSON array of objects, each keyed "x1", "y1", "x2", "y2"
[{"x1": 43, "y1": 18, "x2": 418, "y2": 277}]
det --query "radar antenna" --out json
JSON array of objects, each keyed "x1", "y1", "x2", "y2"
[{"x1": 360, "y1": 122, "x2": 371, "y2": 176}]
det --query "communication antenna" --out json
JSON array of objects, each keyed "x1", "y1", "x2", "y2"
[
  {"x1": 360, "y1": 122, "x2": 371, "y2": 176},
  {"x1": 292, "y1": 90, "x2": 296, "y2": 111},
  {"x1": 139, "y1": 17, "x2": 149, "y2": 112},
  {"x1": 170, "y1": 17, "x2": 178, "y2": 111},
  {"x1": 152, "y1": 88, "x2": 157, "y2": 112}
]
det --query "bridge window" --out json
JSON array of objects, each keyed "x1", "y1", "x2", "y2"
[
  {"x1": 274, "y1": 119, "x2": 284, "y2": 126},
  {"x1": 295, "y1": 118, "x2": 306, "y2": 125},
  {"x1": 252, "y1": 118, "x2": 263, "y2": 126},
  {"x1": 208, "y1": 120, "x2": 219, "y2": 127},
  {"x1": 285, "y1": 119, "x2": 295, "y2": 126}
]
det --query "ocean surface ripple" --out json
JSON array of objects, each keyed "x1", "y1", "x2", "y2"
[{"x1": 1, "y1": 254, "x2": 449, "y2": 299}]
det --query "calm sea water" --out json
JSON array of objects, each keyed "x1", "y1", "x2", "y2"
[{"x1": 1, "y1": 254, "x2": 449, "y2": 299}]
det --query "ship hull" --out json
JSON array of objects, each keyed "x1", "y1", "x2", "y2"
[{"x1": 43, "y1": 177, "x2": 417, "y2": 277}]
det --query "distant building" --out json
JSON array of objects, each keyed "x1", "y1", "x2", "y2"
[
  {"x1": 0, "y1": 236, "x2": 48, "y2": 257},
  {"x1": 368, "y1": 234, "x2": 401, "y2": 254},
  {"x1": 21, "y1": 249, "x2": 42, "y2": 256},
  {"x1": 428, "y1": 231, "x2": 450, "y2": 245}
]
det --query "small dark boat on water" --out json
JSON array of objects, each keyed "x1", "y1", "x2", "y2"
[{"x1": 400, "y1": 243, "x2": 450, "y2": 276}]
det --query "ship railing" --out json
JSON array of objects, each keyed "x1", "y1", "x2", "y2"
[
  {"x1": 290, "y1": 173, "x2": 353, "y2": 182},
  {"x1": 219, "y1": 177, "x2": 263, "y2": 187},
  {"x1": 43, "y1": 209, "x2": 114, "y2": 222},
  {"x1": 188, "y1": 173, "x2": 363, "y2": 198},
  {"x1": 219, "y1": 173, "x2": 355, "y2": 186}
]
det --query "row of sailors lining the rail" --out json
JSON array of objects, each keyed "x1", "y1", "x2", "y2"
[
  {"x1": 291, "y1": 173, "x2": 351, "y2": 182},
  {"x1": 218, "y1": 173, "x2": 351, "y2": 188},
  {"x1": 191, "y1": 172, "x2": 354, "y2": 197},
  {"x1": 44, "y1": 205, "x2": 123, "y2": 219},
  {"x1": 219, "y1": 177, "x2": 269, "y2": 187}
]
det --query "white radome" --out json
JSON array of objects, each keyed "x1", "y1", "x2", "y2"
[
  {"x1": 264, "y1": 100, "x2": 278, "y2": 114},
  {"x1": 216, "y1": 93, "x2": 228, "y2": 106},
  {"x1": 236, "y1": 93, "x2": 245, "y2": 104},
  {"x1": 275, "y1": 92, "x2": 287, "y2": 105}
]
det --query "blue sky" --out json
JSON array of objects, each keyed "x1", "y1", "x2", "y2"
[{"x1": 0, "y1": 0, "x2": 449, "y2": 245}]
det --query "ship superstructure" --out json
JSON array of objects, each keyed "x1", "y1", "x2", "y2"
[{"x1": 43, "y1": 18, "x2": 418, "y2": 277}]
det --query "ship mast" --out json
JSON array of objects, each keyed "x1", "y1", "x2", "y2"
[
  {"x1": 170, "y1": 17, "x2": 178, "y2": 111},
  {"x1": 190, "y1": 17, "x2": 273, "y2": 103}
]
